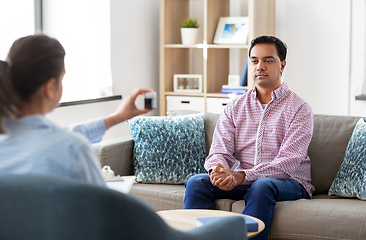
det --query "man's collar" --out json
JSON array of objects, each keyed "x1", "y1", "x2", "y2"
[
  {"x1": 251, "y1": 82, "x2": 288, "y2": 100},
  {"x1": 272, "y1": 82, "x2": 288, "y2": 99}
]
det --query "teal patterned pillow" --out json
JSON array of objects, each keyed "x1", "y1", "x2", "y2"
[
  {"x1": 128, "y1": 113, "x2": 207, "y2": 184},
  {"x1": 328, "y1": 118, "x2": 366, "y2": 200}
]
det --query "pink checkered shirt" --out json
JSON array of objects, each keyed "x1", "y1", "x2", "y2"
[{"x1": 205, "y1": 83, "x2": 315, "y2": 197}]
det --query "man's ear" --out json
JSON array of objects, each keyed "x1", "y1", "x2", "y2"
[
  {"x1": 280, "y1": 60, "x2": 286, "y2": 74},
  {"x1": 43, "y1": 78, "x2": 57, "y2": 100}
]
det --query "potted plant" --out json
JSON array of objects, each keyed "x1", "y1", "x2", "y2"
[{"x1": 180, "y1": 18, "x2": 199, "y2": 45}]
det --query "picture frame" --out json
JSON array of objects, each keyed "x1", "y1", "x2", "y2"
[
  {"x1": 173, "y1": 74, "x2": 202, "y2": 93},
  {"x1": 213, "y1": 17, "x2": 249, "y2": 44}
]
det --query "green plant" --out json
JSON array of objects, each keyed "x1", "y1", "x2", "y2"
[{"x1": 181, "y1": 18, "x2": 199, "y2": 28}]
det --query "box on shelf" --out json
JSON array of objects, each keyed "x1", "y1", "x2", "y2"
[{"x1": 166, "y1": 96, "x2": 205, "y2": 112}]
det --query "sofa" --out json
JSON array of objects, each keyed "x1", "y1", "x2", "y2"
[{"x1": 93, "y1": 112, "x2": 366, "y2": 240}]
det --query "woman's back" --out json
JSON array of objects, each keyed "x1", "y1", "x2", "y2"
[{"x1": 0, "y1": 115, "x2": 105, "y2": 186}]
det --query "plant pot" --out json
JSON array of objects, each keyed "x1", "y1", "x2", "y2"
[{"x1": 181, "y1": 28, "x2": 198, "y2": 45}]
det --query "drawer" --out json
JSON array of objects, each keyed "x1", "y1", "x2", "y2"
[
  {"x1": 206, "y1": 97, "x2": 231, "y2": 114},
  {"x1": 166, "y1": 96, "x2": 205, "y2": 112}
]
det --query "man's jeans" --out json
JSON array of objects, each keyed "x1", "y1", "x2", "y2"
[{"x1": 184, "y1": 174, "x2": 309, "y2": 240}]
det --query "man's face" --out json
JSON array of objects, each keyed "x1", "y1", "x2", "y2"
[{"x1": 249, "y1": 43, "x2": 286, "y2": 89}]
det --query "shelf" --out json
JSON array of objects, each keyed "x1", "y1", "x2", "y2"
[
  {"x1": 165, "y1": 44, "x2": 249, "y2": 49},
  {"x1": 207, "y1": 44, "x2": 249, "y2": 49},
  {"x1": 160, "y1": 0, "x2": 276, "y2": 115},
  {"x1": 165, "y1": 91, "x2": 204, "y2": 97},
  {"x1": 165, "y1": 44, "x2": 200, "y2": 48},
  {"x1": 164, "y1": 92, "x2": 244, "y2": 99},
  {"x1": 206, "y1": 93, "x2": 236, "y2": 98}
]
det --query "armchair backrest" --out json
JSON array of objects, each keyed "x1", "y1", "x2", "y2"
[{"x1": 0, "y1": 174, "x2": 247, "y2": 240}]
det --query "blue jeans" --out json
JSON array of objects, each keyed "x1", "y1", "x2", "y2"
[{"x1": 184, "y1": 174, "x2": 309, "y2": 240}]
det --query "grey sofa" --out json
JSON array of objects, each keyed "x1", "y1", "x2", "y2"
[{"x1": 93, "y1": 113, "x2": 366, "y2": 240}]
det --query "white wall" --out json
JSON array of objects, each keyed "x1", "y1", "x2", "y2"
[
  {"x1": 48, "y1": 0, "x2": 366, "y2": 142},
  {"x1": 276, "y1": 0, "x2": 351, "y2": 116},
  {"x1": 46, "y1": 0, "x2": 160, "y2": 141},
  {"x1": 276, "y1": 0, "x2": 366, "y2": 117},
  {"x1": 349, "y1": 0, "x2": 366, "y2": 117}
]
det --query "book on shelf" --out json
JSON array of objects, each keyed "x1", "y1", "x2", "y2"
[
  {"x1": 222, "y1": 85, "x2": 248, "y2": 89},
  {"x1": 221, "y1": 85, "x2": 248, "y2": 95},
  {"x1": 196, "y1": 215, "x2": 258, "y2": 232},
  {"x1": 240, "y1": 58, "x2": 248, "y2": 87},
  {"x1": 222, "y1": 58, "x2": 249, "y2": 95}
]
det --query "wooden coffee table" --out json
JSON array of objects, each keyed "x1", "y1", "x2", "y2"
[{"x1": 157, "y1": 209, "x2": 265, "y2": 238}]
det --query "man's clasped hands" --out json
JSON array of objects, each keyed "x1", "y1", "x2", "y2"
[{"x1": 209, "y1": 163, "x2": 246, "y2": 191}]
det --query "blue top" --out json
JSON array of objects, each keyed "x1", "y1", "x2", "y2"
[{"x1": 0, "y1": 115, "x2": 106, "y2": 187}]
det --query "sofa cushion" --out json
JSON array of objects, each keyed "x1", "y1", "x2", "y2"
[
  {"x1": 309, "y1": 115, "x2": 360, "y2": 195},
  {"x1": 130, "y1": 183, "x2": 236, "y2": 212},
  {"x1": 229, "y1": 195, "x2": 366, "y2": 240},
  {"x1": 93, "y1": 136, "x2": 135, "y2": 176},
  {"x1": 328, "y1": 118, "x2": 366, "y2": 200},
  {"x1": 167, "y1": 110, "x2": 220, "y2": 155},
  {"x1": 268, "y1": 196, "x2": 366, "y2": 239},
  {"x1": 130, "y1": 184, "x2": 186, "y2": 211},
  {"x1": 128, "y1": 113, "x2": 207, "y2": 184}
]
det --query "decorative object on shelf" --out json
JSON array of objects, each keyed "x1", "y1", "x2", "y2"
[
  {"x1": 222, "y1": 71, "x2": 248, "y2": 95},
  {"x1": 174, "y1": 74, "x2": 202, "y2": 93},
  {"x1": 228, "y1": 75, "x2": 241, "y2": 86},
  {"x1": 180, "y1": 18, "x2": 199, "y2": 45},
  {"x1": 213, "y1": 17, "x2": 249, "y2": 44}
]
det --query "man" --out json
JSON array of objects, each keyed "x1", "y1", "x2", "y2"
[{"x1": 184, "y1": 36, "x2": 314, "y2": 240}]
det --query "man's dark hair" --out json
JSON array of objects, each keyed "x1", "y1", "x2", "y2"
[{"x1": 249, "y1": 36, "x2": 287, "y2": 61}]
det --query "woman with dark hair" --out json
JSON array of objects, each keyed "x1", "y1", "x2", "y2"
[{"x1": 0, "y1": 35, "x2": 151, "y2": 185}]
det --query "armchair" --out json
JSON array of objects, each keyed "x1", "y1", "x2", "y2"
[{"x1": 0, "y1": 174, "x2": 247, "y2": 240}]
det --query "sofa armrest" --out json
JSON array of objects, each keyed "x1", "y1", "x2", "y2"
[{"x1": 92, "y1": 136, "x2": 134, "y2": 176}]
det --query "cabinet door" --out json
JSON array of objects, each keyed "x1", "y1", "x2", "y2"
[
  {"x1": 166, "y1": 96, "x2": 205, "y2": 112},
  {"x1": 206, "y1": 97, "x2": 231, "y2": 114}
]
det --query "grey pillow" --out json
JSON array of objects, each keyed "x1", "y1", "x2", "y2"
[
  {"x1": 328, "y1": 118, "x2": 366, "y2": 200},
  {"x1": 128, "y1": 113, "x2": 207, "y2": 184}
]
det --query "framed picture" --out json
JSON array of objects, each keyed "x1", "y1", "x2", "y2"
[
  {"x1": 213, "y1": 17, "x2": 249, "y2": 44},
  {"x1": 173, "y1": 74, "x2": 202, "y2": 93}
]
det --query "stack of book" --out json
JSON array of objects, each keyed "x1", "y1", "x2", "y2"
[
  {"x1": 221, "y1": 85, "x2": 248, "y2": 95},
  {"x1": 221, "y1": 58, "x2": 249, "y2": 95}
]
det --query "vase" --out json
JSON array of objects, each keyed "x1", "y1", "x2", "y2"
[{"x1": 181, "y1": 28, "x2": 198, "y2": 45}]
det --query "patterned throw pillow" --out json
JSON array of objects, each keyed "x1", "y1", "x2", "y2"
[
  {"x1": 128, "y1": 113, "x2": 207, "y2": 184},
  {"x1": 328, "y1": 118, "x2": 366, "y2": 200}
]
